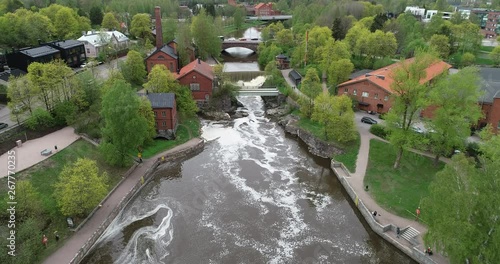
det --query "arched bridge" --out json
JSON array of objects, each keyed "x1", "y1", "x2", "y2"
[
  {"x1": 222, "y1": 40, "x2": 262, "y2": 52},
  {"x1": 236, "y1": 86, "x2": 279, "y2": 96}
]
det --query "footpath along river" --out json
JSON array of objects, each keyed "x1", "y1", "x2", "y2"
[{"x1": 82, "y1": 96, "x2": 414, "y2": 263}]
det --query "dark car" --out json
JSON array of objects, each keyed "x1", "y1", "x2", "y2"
[
  {"x1": 361, "y1": 116, "x2": 377, "y2": 125},
  {"x1": 0, "y1": 123, "x2": 8, "y2": 130}
]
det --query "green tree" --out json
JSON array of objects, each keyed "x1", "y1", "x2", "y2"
[
  {"x1": 101, "y1": 12, "x2": 119, "y2": 30},
  {"x1": 130, "y1": 13, "x2": 152, "y2": 40},
  {"x1": 162, "y1": 17, "x2": 177, "y2": 43},
  {"x1": 54, "y1": 6, "x2": 79, "y2": 39},
  {"x1": 491, "y1": 46, "x2": 500, "y2": 66},
  {"x1": 312, "y1": 93, "x2": 336, "y2": 140},
  {"x1": 138, "y1": 96, "x2": 157, "y2": 143},
  {"x1": 299, "y1": 68, "x2": 322, "y2": 118},
  {"x1": 89, "y1": 6, "x2": 103, "y2": 25},
  {"x1": 7, "y1": 75, "x2": 36, "y2": 116},
  {"x1": 461, "y1": 52, "x2": 475, "y2": 67},
  {"x1": 326, "y1": 59, "x2": 354, "y2": 90},
  {"x1": 257, "y1": 43, "x2": 283, "y2": 68},
  {"x1": 422, "y1": 149, "x2": 500, "y2": 263},
  {"x1": 275, "y1": 28, "x2": 294, "y2": 53},
  {"x1": 312, "y1": 93, "x2": 356, "y2": 142},
  {"x1": 386, "y1": 53, "x2": 438, "y2": 169},
  {"x1": 120, "y1": 50, "x2": 146, "y2": 86},
  {"x1": 100, "y1": 79, "x2": 149, "y2": 166},
  {"x1": 191, "y1": 8, "x2": 221, "y2": 59},
  {"x1": 54, "y1": 158, "x2": 108, "y2": 217},
  {"x1": 3, "y1": 181, "x2": 43, "y2": 220},
  {"x1": 176, "y1": 22, "x2": 193, "y2": 66},
  {"x1": 429, "y1": 34, "x2": 450, "y2": 59},
  {"x1": 427, "y1": 67, "x2": 483, "y2": 165},
  {"x1": 452, "y1": 21, "x2": 482, "y2": 54},
  {"x1": 234, "y1": 7, "x2": 245, "y2": 30},
  {"x1": 25, "y1": 108, "x2": 55, "y2": 130}
]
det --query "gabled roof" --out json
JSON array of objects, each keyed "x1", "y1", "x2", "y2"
[
  {"x1": 176, "y1": 59, "x2": 214, "y2": 80},
  {"x1": 288, "y1": 69, "x2": 302, "y2": 80},
  {"x1": 338, "y1": 58, "x2": 452, "y2": 94},
  {"x1": 478, "y1": 67, "x2": 500, "y2": 103},
  {"x1": 49, "y1": 40, "x2": 83, "y2": 49},
  {"x1": 146, "y1": 44, "x2": 178, "y2": 60},
  {"x1": 255, "y1": 3, "x2": 266, "y2": 9},
  {"x1": 349, "y1": 69, "x2": 372, "y2": 80},
  {"x1": 19, "y1": 46, "x2": 59, "y2": 58},
  {"x1": 139, "y1": 93, "x2": 176, "y2": 108},
  {"x1": 77, "y1": 31, "x2": 129, "y2": 47}
]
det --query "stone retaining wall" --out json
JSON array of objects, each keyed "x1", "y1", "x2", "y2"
[
  {"x1": 330, "y1": 160, "x2": 437, "y2": 264},
  {"x1": 69, "y1": 139, "x2": 205, "y2": 264}
]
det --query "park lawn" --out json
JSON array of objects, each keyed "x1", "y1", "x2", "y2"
[
  {"x1": 364, "y1": 139, "x2": 444, "y2": 222},
  {"x1": 141, "y1": 116, "x2": 200, "y2": 159},
  {"x1": 479, "y1": 46, "x2": 494, "y2": 52},
  {"x1": 333, "y1": 135, "x2": 360, "y2": 173},
  {"x1": 475, "y1": 55, "x2": 494, "y2": 65},
  {"x1": 0, "y1": 139, "x2": 128, "y2": 262}
]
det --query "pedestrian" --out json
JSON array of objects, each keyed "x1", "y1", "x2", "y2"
[
  {"x1": 138, "y1": 152, "x2": 142, "y2": 163},
  {"x1": 425, "y1": 247, "x2": 433, "y2": 256},
  {"x1": 372, "y1": 211, "x2": 377, "y2": 217},
  {"x1": 42, "y1": 234, "x2": 48, "y2": 247},
  {"x1": 416, "y1": 207, "x2": 421, "y2": 221},
  {"x1": 365, "y1": 185, "x2": 369, "y2": 191},
  {"x1": 54, "y1": 145, "x2": 58, "y2": 152},
  {"x1": 396, "y1": 227, "x2": 400, "y2": 238},
  {"x1": 54, "y1": 231, "x2": 59, "y2": 242}
]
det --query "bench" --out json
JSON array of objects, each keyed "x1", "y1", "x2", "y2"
[{"x1": 41, "y1": 149, "x2": 52, "y2": 156}]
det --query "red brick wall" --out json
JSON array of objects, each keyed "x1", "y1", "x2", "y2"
[
  {"x1": 177, "y1": 71, "x2": 213, "y2": 101},
  {"x1": 338, "y1": 80, "x2": 393, "y2": 113},
  {"x1": 146, "y1": 52, "x2": 178, "y2": 73},
  {"x1": 256, "y1": 4, "x2": 272, "y2": 16},
  {"x1": 489, "y1": 98, "x2": 500, "y2": 133},
  {"x1": 153, "y1": 106, "x2": 177, "y2": 131}
]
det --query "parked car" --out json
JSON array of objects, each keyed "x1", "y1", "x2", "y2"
[
  {"x1": 0, "y1": 123, "x2": 8, "y2": 130},
  {"x1": 361, "y1": 116, "x2": 377, "y2": 124}
]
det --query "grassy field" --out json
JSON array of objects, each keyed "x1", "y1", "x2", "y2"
[
  {"x1": 141, "y1": 116, "x2": 200, "y2": 159},
  {"x1": 333, "y1": 135, "x2": 360, "y2": 173},
  {"x1": 0, "y1": 139, "x2": 128, "y2": 263},
  {"x1": 364, "y1": 139, "x2": 444, "y2": 221}
]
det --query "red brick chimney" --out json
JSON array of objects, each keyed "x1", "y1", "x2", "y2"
[{"x1": 155, "y1": 6, "x2": 163, "y2": 50}]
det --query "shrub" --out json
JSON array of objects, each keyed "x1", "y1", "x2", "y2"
[
  {"x1": 370, "y1": 124, "x2": 388, "y2": 139},
  {"x1": 53, "y1": 101, "x2": 77, "y2": 126},
  {"x1": 373, "y1": 57, "x2": 395, "y2": 69},
  {"x1": 25, "y1": 108, "x2": 55, "y2": 130}
]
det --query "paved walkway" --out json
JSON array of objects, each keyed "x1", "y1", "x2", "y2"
[
  {"x1": 345, "y1": 113, "x2": 449, "y2": 264},
  {"x1": 280, "y1": 69, "x2": 306, "y2": 98},
  {"x1": 43, "y1": 138, "x2": 203, "y2": 264},
  {"x1": 0, "y1": 127, "x2": 81, "y2": 178}
]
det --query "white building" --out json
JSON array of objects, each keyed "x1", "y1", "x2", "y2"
[
  {"x1": 405, "y1": 6, "x2": 426, "y2": 17},
  {"x1": 77, "y1": 31, "x2": 130, "y2": 58}
]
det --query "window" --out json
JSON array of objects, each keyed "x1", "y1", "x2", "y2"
[
  {"x1": 162, "y1": 111, "x2": 166, "y2": 117},
  {"x1": 169, "y1": 62, "x2": 174, "y2": 72},
  {"x1": 154, "y1": 111, "x2": 157, "y2": 117},
  {"x1": 162, "y1": 121, "x2": 167, "y2": 127},
  {"x1": 374, "y1": 93, "x2": 378, "y2": 99},
  {"x1": 190, "y1": 83, "x2": 200, "y2": 91},
  {"x1": 344, "y1": 88, "x2": 348, "y2": 93},
  {"x1": 353, "y1": 89, "x2": 357, "y2": 96},
  {"x1": 384, "y1": 95, "x2": 389, "y2": 101},
  {"x1": 362, "y1": 92, "x2": 369, "y2": 98},
  {"x1": 86, "y1": 48, "x2": 90, "y2": 54}
]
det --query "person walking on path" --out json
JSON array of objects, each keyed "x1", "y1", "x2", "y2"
[
  {"x1": 416, "y1": 207, "x2": 421, "y2": 221},
  {"x1": 42, "y1": 234, "x2": 48, "y2": 247}
]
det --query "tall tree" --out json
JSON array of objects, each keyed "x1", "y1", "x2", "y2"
[
  {"x1": 130, "y1": 13, "x2": 152, "y2": 40},
  {"x1": 427, "y1": 67, "x2": 483, "y2": 165},
  {"x1": 326, "y1": 59, "x2": 354, "y2": 91},
  {"x1": 191, "y1": 8, "x2": 221, "y2": 60},
  {"x1": 89, "y1": 6, "x2": 103, "y2": 25},
  {"x1": 138, "y1": 96, "x2": 157, "y2": 144},
  {"x1": 386, "y1": 53, "x2": 439, "y2": 169},
  {"x1": 299, "y1": 68, "x2": 322, "y2": 118},
  {"x1": 312, "y1": 93, "x2": 356, "y2": 142},
  {"x1": 54, "y1": 6, "x2": 79, "y2": 39},
  {"x1": 4, "y1": 181, "x2": 42, "y2": 220},
  {"x1": 120, "y1": 50, "x2": 146, "y2": 86},
  {"x1": 422, "y1": 146, "x2": 500, "y2": 263},
  {"x1": 100, "y1": 79, "x2": 149, "y2": 166},
  {"x1": 176, "y1": 22, "x2": 193, "y2": 67},
  {"x1": 233, "y1": 7, "x2": 245, "y2": 30},
  {"x1": 101, "y1": 12, "x2": 120, "y2": 30},
  {"x1": 7, "y1": 75, "x2": 36, "y2": 116},
  {"x1": 429, "y1": 34, "x2": 450, "y2": 59},
  {"x1": 54, "y1": 158, "x2": 108, "y2": 217}
]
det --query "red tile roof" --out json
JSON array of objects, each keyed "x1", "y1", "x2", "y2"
[
  {"x1": 338, "y1": 58, "x2": 452, "y2": 94},
  {"x1": 175, "y1": 59, "x2": 214, "y2": 80}
]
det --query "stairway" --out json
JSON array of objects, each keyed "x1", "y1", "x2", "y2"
[{"x1": 400, "y1": 226, "x2": 420, "y2": 245}]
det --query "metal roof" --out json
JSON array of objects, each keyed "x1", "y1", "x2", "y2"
[
  {"x1": 19, "y1": 46, "x2": 59, "y2": 58},
  {"x1": 139, "y1": 93, "x2": 176, "y2": 108},
  {"x1": 50, "y1": 40, "x2": 83, "y2": 49},
  {"x1": 288, "y1": 69, "x2": 302, "y2": 80}
]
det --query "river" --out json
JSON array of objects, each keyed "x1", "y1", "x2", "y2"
[{"x1": 81, "y1": 96, "x2": 414, "y2": 264}]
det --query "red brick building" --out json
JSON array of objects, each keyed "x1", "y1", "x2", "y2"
[
  {"x1": 176, "y1": 58, "x2": 215, "y2": 102},
  {"x1": 141, "y1": 93, "x2": 177, "y2": 138},
  {"x1": 476, "y1": 68, "x2": 500, "y2": 133},
  {"x1": 145, "y1": 7, "x2": 179, "y2": 74},
  {"x1": 254, "y1": 3, "x2": 274, "y2": 16},
  {"x1": 337, "y1": 58, "x2": 451, "y2": 114}
]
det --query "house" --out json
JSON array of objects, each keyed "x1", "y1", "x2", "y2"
[
  {"x1": 337, "y1": 58, "x2": 452, "y2": 114},
  {"x1": 145, "y1": 7, "x2": 179, "y2": 74},
  {"x1": 472, "y1": 9, "x2": 500, "y2": 38},
  {"x1": 255, "y1": 2, "x2": 275, "y2": 16},
  {"x1": 477, "y1": 67, "x2": 500, "y2": 133},
  {"x1": 47, "y1": 40, "x2": 86, "y2": 68},
  {"x1": 275, "y1": 54, "x2": 290, "y2": 69},
  {"x1": 167, "y1": 39, "x2": 195, "y2": 67},
  {"x1": 176, "y1": 58, "x2": 215, "y2": 102},
  {"x1": 77, "y1": 30, "x2": 130, "y2": 58},
  {"x1": 140, "y1": 92, "x2": 178, "y2": 138},
  {"x1": 288, "y1": 69, "x2": 302, "y2": 86},
  {"x1": 6, "y1": 46, "x2": 61, "y2": 72}
]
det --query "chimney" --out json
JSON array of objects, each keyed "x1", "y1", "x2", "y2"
[
  {"x1": 155, "y1": 6, "x2": 163, "y2": 50},
  {"x1": 197, "y1": 57, "x2": 201, "y2": 64}
]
